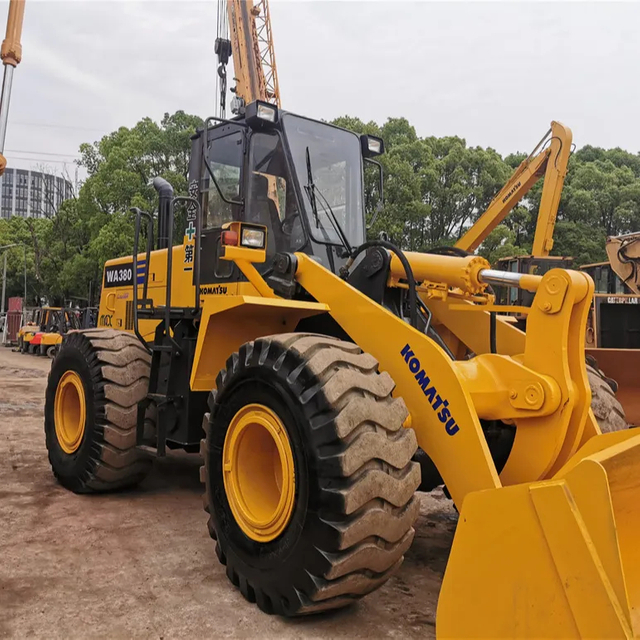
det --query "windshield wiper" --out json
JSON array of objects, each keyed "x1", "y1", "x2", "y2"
[
  {"x1": 304, "y1": 146, "x2": 321, "y2": 229},
  {"x1": 304, "y1": 146, "x2": 352, "y2": 256}
]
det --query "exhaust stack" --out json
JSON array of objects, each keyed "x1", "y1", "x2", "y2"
[{"x1": 153, "y1": 177, "x2": 174, "y2": 251}]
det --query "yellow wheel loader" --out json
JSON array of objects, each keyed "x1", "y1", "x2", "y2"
[{"x1": 44, "y1": 101, "x2": 640, "y2": 637}]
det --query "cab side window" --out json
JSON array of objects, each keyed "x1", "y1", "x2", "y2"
[{"x1": 202, "y1": 131, "x2": 243, "y2": 229}]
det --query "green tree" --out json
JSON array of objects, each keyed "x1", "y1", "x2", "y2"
[
  {"x1": 550, "y1": 221, "x2": 607, "y2": 266},
  {"x1": 478, "y1": 224, "x2": 528, "y2": 264},
  {"x1": 356, "y1": 129, "x2": 511, "y2": 251},
  {"x1": 0, "y1": 111, "x2": 202, "y2": 306},
  {"x1": 6, "y1": 111, "x2": 640, "y2": 306},
  {"x1": 509, "y1": 146, "x2": 640, "y2": 265}
]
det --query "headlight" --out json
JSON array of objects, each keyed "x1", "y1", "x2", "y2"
[
  {"x1": 368, "y1": 138, "x2": 382, "y2": 155},
  {"x1": 245, "y1": 100, "x2": 279, "y2": 128},
  {"x1": 241, "y1": 226, "x2": 266, "y2": 249},
  {"x1": 257, "y1": 103, "x2": 277, "y2": 123},
  {"x1": 360, "y1": 134, "x2": 385, "y2": 158}
]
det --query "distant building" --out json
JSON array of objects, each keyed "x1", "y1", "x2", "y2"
[{"x1": 0, "y1": 168, "x2": 74, "y2": 219}]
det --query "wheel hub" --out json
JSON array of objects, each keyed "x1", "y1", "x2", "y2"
[
  {"x1": 223, "y1": 403, "x2": 295, "y2": 543},
  {"x1": 54, "y1": 370, "x2": 86, "y2": 454}
]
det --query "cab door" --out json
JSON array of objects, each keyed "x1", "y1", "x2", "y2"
[{"x1": 196, "y1": 124, "x2": 245, "y2": 291}]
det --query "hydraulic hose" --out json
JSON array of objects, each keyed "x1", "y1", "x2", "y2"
[{"x1": 344, "y1": 240, "x2": 418, "y2": 329}]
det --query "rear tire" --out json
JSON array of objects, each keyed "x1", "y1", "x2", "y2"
[
  {"x1": 44, "y1": 329, "x2": 152, "y2": 492},
  {"x1": 201, "y1": 333, "x2": 420, "y2": 616}
]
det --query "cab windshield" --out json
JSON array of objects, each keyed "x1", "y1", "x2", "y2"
[{"x1": 282, "y1": 114, "x2": 364, "y2": 248}]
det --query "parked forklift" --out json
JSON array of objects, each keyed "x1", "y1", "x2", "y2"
[
  {"x1": 43, "y1": 99, "x2": 640, "y2": 638},
  {"x1": 16, "y1": 307, "x2": 40, "y2": 351},
  {"x1": 38, "y1": 306, "x2": 98, "y2": 358},
  {"x1": 18, "y1": 306, "x2": 58, "y2": 353}
]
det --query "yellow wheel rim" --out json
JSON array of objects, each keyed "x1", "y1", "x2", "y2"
[
  {"x1": 54, "y1": 371, "x2": 86, "y2": 454},
  {"x1": 223, "y1": 403, "x2": 296, "y2": 543}
]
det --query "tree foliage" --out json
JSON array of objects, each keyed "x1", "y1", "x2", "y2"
[
  {"x1": 3, "y1": 111, "x2": 640, "y2": 306},
  {"x1": 335, "y1": 116, "x2": 640, "y2": 264},
  {"x1": 0, "y1": 111, "x2": 202, "y2": 305}
]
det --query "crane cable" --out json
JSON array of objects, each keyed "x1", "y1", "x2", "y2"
[{"x1": 215, "y1": 0, "x2": 230, "y2": 119}]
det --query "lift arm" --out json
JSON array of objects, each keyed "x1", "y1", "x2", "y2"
[{"x1": 456, "y1": 121, "x2": 572, "y2": 257}]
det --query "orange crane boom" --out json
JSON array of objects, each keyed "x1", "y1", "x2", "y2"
[
  {"x1": 217, "y1": 0, "x2": 281, "y2": 115},
  {"x1": 0, "y1": 0, "x2": 25, "y2": 174}
]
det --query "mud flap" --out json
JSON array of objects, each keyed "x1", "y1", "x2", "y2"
[{"x1": 437, "y1": 431, "x2": 640, "y2": 638}]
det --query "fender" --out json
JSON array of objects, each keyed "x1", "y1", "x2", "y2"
[{"x1": 190, "y1": 295, "x2": 329, "y2": 392}]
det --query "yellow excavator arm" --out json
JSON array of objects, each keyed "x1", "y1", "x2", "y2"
[{"x1": 456, "y1": 121, "x2": 572, "y2": 256}]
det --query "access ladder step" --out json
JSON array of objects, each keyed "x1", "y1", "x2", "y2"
[
  {"x1": 136, "y1": 444, "x2": 165, "y2": 458},
  {"x1": 147, "y1": 344, "x2": 173, "y2": 352}
]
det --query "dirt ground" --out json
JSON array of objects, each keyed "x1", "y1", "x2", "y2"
[{"x1": 0, "y1": 346, "x2": 457, "y2": 639}]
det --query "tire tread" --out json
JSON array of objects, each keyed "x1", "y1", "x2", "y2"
[
  {"x1": 201, "y1": 332, "x2": 419, "y2": 616},
  {"x1": 45, "y1": 329, "x2": 151, "y2": 492}
]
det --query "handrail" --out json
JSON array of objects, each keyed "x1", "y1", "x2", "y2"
[
  {"x1": 162, "y1": 194, "x2": 183, "y2": 355},
  {"x1": 131, "y1": 207, "x2": 154, "y2": 354}
]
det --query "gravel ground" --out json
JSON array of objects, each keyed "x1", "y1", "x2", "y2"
[{"x1": 0, "y1": 345, "x2": 457, "y2": 639}]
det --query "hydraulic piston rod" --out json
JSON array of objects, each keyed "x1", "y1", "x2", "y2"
[
  {"x1": 478, "y1": 269, "x2": 540, "y2": 292},
  {"x1": 389, "y1": 251, "x2": 542, "y2": 295}
]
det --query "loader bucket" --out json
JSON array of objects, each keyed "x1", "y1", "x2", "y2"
[
  {"x1": 437, "y1": 431, "x2": 640, "y2": 638},
  {"x1": 586, "y1": 347, "x2": 640, "y2": 426}
]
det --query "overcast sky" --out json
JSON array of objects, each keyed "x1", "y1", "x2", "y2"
[{"x1": 4, "y1": 0, "x2": 640, "y2": 179}]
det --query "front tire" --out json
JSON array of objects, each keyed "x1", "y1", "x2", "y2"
[
  {"x1": 201, "y1": 333, "x2": 420, "y2": 616},
  {"x1": 587, "y1": 363, "x2": 627, "y2": 433},
  {"x1": 44, "y1": 329, "x2": 152, "y2": 492}
]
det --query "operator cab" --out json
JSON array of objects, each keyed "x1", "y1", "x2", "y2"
[{"x1": 188, "y1": 100, "x2": 383, "y2": 286}]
